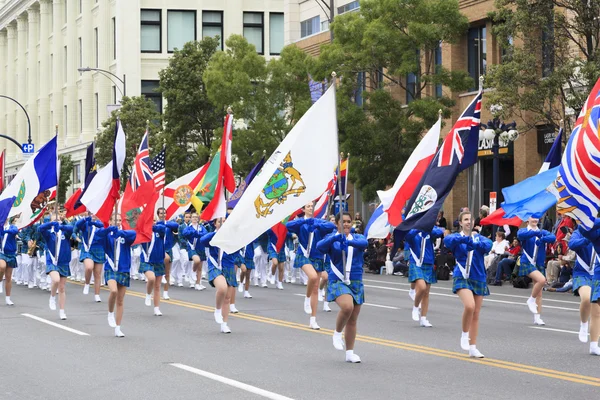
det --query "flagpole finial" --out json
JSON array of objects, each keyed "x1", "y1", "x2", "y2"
[
  {"x1": 331, "y1": 71, "x2": 337, "y2": 78},
  {"x1": 146, "y1": 119, "x2": 150, "y2": 128},
  {"x1": 227, "y1": 107, "x2": 233, "y2": 114},
  {"x1": 479, "y1": 75, "x2": 484, "y2": 91},
  {"x1": 559, "y1": 119, "x2": 564, "y2": 128},
  {"x1": 438, "y1": 109, "x2": 443, "y2": 119}
]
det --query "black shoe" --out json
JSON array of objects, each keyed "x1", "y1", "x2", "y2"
[{"x1": 491, "y1": 281, "x2": 502, "y2": 286}]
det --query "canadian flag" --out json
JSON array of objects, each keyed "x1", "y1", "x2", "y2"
[{"x1": 377, "y1": 117, "x2": 441, "y2": 226}]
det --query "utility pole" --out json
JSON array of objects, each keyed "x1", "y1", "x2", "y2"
[{"x1": 329, "y1": 0, "x2": 335, "y2": 42}]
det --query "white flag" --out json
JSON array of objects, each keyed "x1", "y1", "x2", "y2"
[{"x1": 211, "y1": 85, "x2": 339, "y2": 253}]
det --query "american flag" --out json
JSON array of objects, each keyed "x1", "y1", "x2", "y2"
[
  {"x1": 151, "y1": 146, "x2": 166, "y2": 192},
  {"x1": 437, "y1": 93, "x2": 481, "y2": 167},
  {"x1": 130, "y1": 130, "x2": 153, "y2": 190},
  {"x1": 549, "y1": 78, "x2": 600, "y2": 229}
]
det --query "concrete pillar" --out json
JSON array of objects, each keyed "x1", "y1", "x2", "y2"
[
  {"x1": 52, "y1": 0, "x2": 63, "y2": 144},
  {"x1": 96, "y1": 0, "x2": 111, "y2": 126},
  {"x1": 115, "y1": 0, "x2": 141, "y2": 98},
  {"x1": 39, "y1": 0, "x2": 52, "y2": 144},
  {"x1": 16, "y1": 15, "x2": 27, "y2": 160},
  {"x1": 80, "y1": 0, "x2": 94, "y2": 143},
  {"x1": 65, "y1": 0, "x2": 77, "y2": 144},
  {"x1": 6, "y1": 24, "x2": 17, "y2": 162},
  {"x1": 27, "y1": 7, "x2": 40, "y2": 148},
  {"x1": 0, "y1": 30, "x2": 7, "y2": 155}
]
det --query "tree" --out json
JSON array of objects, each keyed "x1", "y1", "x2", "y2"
[
  {"x1": 486, "y1": 0, "x2": 600, "y2": 133},
  {"x1": 158, "y1": 38, "x2": 222, "y2": 181},
  {"x1": 311, "y1": 0, "x2": 473, "y2": 200},
  {"x1": 57, "y1": 154, "x2": 74, "y2": 204},
  {"x1": 96, "y1": 96, "x2": 162, "y2": 189},
  {"x1": 204, "y1": 35, "x2": 314, "y2": 177}
]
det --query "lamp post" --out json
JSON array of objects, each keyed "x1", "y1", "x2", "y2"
[
  {"x1": 77, "y1": 67, "x2": 126, "y2": 97},
  {"x1": 0, "y1": 94, "x2": 32, "y2": 147}
]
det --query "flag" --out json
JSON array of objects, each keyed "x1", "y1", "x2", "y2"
[
  {"x1": 364, "y1": 204, "x2": 392, "y2": 239},
  {"x1": 548, "y1": 78, "x2": 600, "y2": 229},
  {"x1": 228, "y1": 156, "x2": 265, "y2": 209},
  {"x1": 313, "y1": 176, "x2": 336, "y2": 219},
  {"x1": 309, "y1": 75, "x2": 327, "y2": 104},
  {"x1": 161, "y1": 163, "x2": 209, "y2": 220},
  {"x1": 211, "y1": 84, "x2": 339, "y2": 253},
  {"x1": 398, "y1": 90, "x2": 482, "y2": 232},
  {"x1": 271, "y1": 208, "x2": 303, "y2": 252},
  {"x1": 0, "y1": 149, "x2": 5, "y2": 192},
  {"x1": 481, "y1": 128, "x2": 563, "y2": 226},
  {"x1": 332, "y1": 156, "x2": 349, "y2": 201},
  {"x1": 81, "y1": 120, "x2": 126, "y2": 227},
  {"x1": 151, "y1": 146, "x2": 166, "y2": 192},
  {"x1": 65, "y1": 142, "x2": 97, "y2": 217},
  {"x1": 200, "y1": 113, "x2": 236, "y2": 221},
  {"x1": 121, "y1": 130, "x2": 159, "y2": 244},
  {"x1": 378, "y1": 117, "x2": 441, "y2": 226},
  {"x1": 0, "y1": 136, "x2": 58, "y2": 228},
  {"x1": 190, "y1": 150, "x2": 221, "y2": 213}
]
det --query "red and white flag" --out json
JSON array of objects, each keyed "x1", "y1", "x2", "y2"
[
  {"x1": 377, "y1": 117, "x2": 441, "y2": 226},
  {"x1": 200, "y1": 113, "x2": 236, "y2": 221},
  {"x1": 0, "y1": 149, "x2": 5, "y2": 192},
  {"x1": 81, "y1": 120, "x2": 126, "y2": 226}
]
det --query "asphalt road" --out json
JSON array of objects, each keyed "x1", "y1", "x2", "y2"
[{"x1": 1, "y1": 273, "x2": 599, "y2": 400}]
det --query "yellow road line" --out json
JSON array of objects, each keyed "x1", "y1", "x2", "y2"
[{"x1": 68, "y1": 281, "x2": 600, "y2": 386}]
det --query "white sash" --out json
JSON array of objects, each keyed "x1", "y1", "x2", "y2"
[
  {"x1": 456, "y1": 250, "x2": 473, "y2": 279},
  {"x1": 329, "y1": 234, "x2": 353, "y2": 285},
  {"x1": 207, "y1": 248, "x2": 223, "y2": 270},
  {"x1": 48, "y1": 227, "x2": 63, "y2": 266},
  {"x1": 83, "y1": 225, "x2": 97, "y2": 253},
  {"x1": 105, "y1": 234, "x2": 122, "y2": 272},
  {"x1": 141, "y1": 234, "x2": 156, "y2": 263},
  {"x1": 1, "y1": 232, "x2": 7, "y2": 253},
  {"x1": 409, "y1": 234, "x2": 428, "y2": 268},
  {"x1": 523, "y1": 248, "x2": 536, "y2": 265},
  {"x1": 576, "y1": 250, "x2": 597, "y2": 275}
]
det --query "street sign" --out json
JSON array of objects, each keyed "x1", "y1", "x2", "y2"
[
  {"x1": 22, "y1": 143, "x2": 34, "y2": 154},
  {"x1": 489, "y1": 192, "x2": 497, "y2": 214}
]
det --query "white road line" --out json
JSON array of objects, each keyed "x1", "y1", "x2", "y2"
[
  {"x1": 530, "y1": 326, "x2": 585, "y2": 335},
  {"x1": 363, "y1": 285, "x2": 579, "y2": 312},
  {"x1": 170, "y1": 363, "x2": 295, "y2": 400},
  {"x1": 292, "y1": 293, "x2": 400, "y2": 310},
  {"x1": 21, "y1": 313, "x2": 90, "y2": 336}
]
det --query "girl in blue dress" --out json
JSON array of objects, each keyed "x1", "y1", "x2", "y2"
[
  {"x1": 139, "y1": 222, "x2": 167, "y2": 316},
  {"x1": 579, "y1": 219, "x2": 600, "y2": 355},
  {"x1": 517, "y1": 217, "x2": 555, "y2": 326},
  {"x1": 317, "y1": 212, "x2": 368, "y2": 363},
  {"x1": 75, "y1": 214, "x2": 106, "y2": 303},
  {"x1": 236, "y1": 239, "x2": 256, "y2": 299},
  {"x1": 0, "y1": 217, "x2": 19, "y2": 305},
  {"x1": 444, "y1": 211, "x2": 492, "y2": 358},
  {"x1": 183, "y1": 212, "x2": 208, "y2": 291}
]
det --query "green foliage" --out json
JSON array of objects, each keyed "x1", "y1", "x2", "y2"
[
  {"x1": 486, "y1": 0, "x2": 600, "y2": 133},
  {"x1": 204, "y1": 35, "x2": 314, "y2": 177},
  {"x1": 96, "y1": 96, "x2": 162, "y2": 189},
  {"x1": 312, "y1": 0, "x2": 472, "y2": 200},
  {"x1": 159, "y1": 38, "x2": 222, "y2": 180},
  {"x1": 58, "y1": 154, "x2": 74, "y2": 204}
]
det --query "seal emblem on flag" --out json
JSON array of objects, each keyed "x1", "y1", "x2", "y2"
[
  {"x1": 407, "y1": 185, "x2": 437, "y2": 217},
  {"x1": 173, "y1": 185, "x2": 193, "y2": 207},
  {"x1": 254, "y1": 152, "x2": 306, "y2": 218}
]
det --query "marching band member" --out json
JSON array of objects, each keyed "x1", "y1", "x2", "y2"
[
  {"x1": 286, "y1": 202, "x2": 336, "y2": 329},
  {"x1": 236, "y1": 240, "x2": 256, "y2": 299},
  {"x1": 267, "y1": 229, "x2": 286, "y2": 290},
  {"x1": 76, "y1": 214, "x2": 106, "y2": 303},
  {"x1": 579, "y1": 219, "x2": 600, "y2": 355},
  {"x1": 39, "y1": 215, "x2": 74, "y2": 320},
  {"x1": 172, "y1": 213, "x2": 191, "y2": 287},
  {"x1": 199, "y1": 217, "x2": 237, "y2": 333},
  {"x1": 517, "y1": 217, "x2": 556, "y2": 326},
  {"x1": 102, "y1": 214, "x2": 136, "y2": 337},
  {"x1": 140, "y1": 222, "x2": 167, "y2": 316},
  {"x1": 0, "y1": 218, "x2": 20, "y2": 305},
  {"x1": 317, "y1": 212, "x2": 368, "y2": 363},
  {"x1": 157, "y1": 207, "x2": 179, "y2": 300},
  {"x1": 444, "y1": 210, "x2": 492, "y2": 358},
  {"x1": 183, "y1": 213, "x2": 208, "y2": 291}
]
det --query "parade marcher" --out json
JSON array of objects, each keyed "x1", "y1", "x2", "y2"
[
  {"x1": 236, "y1": 240, "x2": 256, "y2": 299},
  {"x1": 101, "y1": 214, "x2": 135, "y2": 337},
  {"x1": 0, "y1": 218, "x2": 20, "y2": 305},
  {"x1": 577, "y1": 219, "x2": 600, "y2": 355},
  {"x1": 17, "y1": 224, "x2": 35, "y2": 289},
  {"x1": 444, "y1": 210, "x2": 492, "y2": 358},
  {"x1": 405, "y1": 226, "x2": 445, "y2": 327},
  {"x1": 568, "y1": 226, "x2": 598, "y2": 345},
  {"x1": 173, "y1": 213, "x2": 191, "y2": 287},
  {"x1": 517, "y1": 217, "x2": 556, "y2": 326},
  {"x1": 39, "y1": 216, "x2": 74, "y2": 320},
  {"x1": 157, "y1": 207, "x2": 179, "y2": 300},
  {"x1": 286, "y1": 202, "x2": 336, "y2": 329},
  {"x1": 183, "y1": 212, "x2": 207, "y2": 291},
  {"x1": 76, "y1": 214, "x2": 106, "y2": 303},
  {"x1": 267, "y1": 228, "x2": 287, "y2": 290},
  {"x1": 199, "y1": 217, "x2": 237, "y2": 333},
  {"x1": 317, "y1": 212, "x2": 368, "y2": 363},
  {"x1": 140, "y1": 222, "x2": 167, "y2": 316}
]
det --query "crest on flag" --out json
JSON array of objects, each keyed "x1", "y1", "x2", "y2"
[
  {"x1": 174, "y1": 185, "x2": 194, "y2": 207},
  {"x1": 406, "y1": 185, "x2": 437, "y2": 217},
  {"x1": 254, "y1": 152, "x2": 306, "y2": 218}
]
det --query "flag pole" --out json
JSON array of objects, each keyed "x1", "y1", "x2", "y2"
[
  {"x1": 161, "y1": 137, "x2": 166, "y2": 210},
  {"x1": 331, "y1": 71, "x2": 347, "y2": 277},
  {"x1": 54, "y1": 124, "x2": 59, "y2": 218}
]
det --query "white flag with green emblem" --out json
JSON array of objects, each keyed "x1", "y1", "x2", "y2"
[{"x1": 211, "y1": 85, "x2": 339, "y2": 253}]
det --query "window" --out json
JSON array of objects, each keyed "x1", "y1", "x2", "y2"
[
  {"x1": 112, "y1": 86, "x2": 116, "y2": 103},
  {"x1": 94, "y1": 28, "x2": 98, "y2": 67},
  {"x1": 64, "y1": 0, "x2": 68, "y2": 23},
  {"x1": 142, "y1": 80, "x2": 162, "y2": 113},
  {"x1": 50, "y1": 53, "x2": 53, "y2": 83},
  {"x1": 202, "y1": 11, "x2": 223, "y2": 50},
  {"x1": 338, "y1": 1, "x2": 360, "y2": 14},
  {"x1": 501, "y1": 36, "x2": 514, "y2": 64},
  {"x1": 269, "y1": 13, "x2": 284, "y2": 55},
  {"x1": 95, "y1": 92, "x2": 99, "y2": 129},
  {"x1": 167, "y1": 10, "x2": 196, "y2": 52},
  {"x1": 435, "y1": 41, "x2": 442, "y2": 97},
  {"x1": 63, "y1": 45, "x2": 67, "y2": 82},
  {"x1": 355, "y1": 72, "x2": 366, "y2": 106},
  {"x1": 63, "y1": 105, "x2": 68, "y2": 136},
  {"x1": 243, "y1": 12, "x2": 264, "y2": 54},
  {"x1": 141, "y1": 9, "x2": 161, "y2": 53},
  {"x1": 542, "y1": 23, "x2": 554, "y2": 77},
  {"x1": 78, "y1": 99, "x2": 82, "y2": 133},
  {"x1": 467, "y1": 26, "x2": 486, "y2": 90},
  {"x1": 406, "y1": 72, "x2": 417, "y2": 104},
  {"x1": 79, "y1": 0, "x2": 82, "y2": 14},
  {"x1": 300, "y1": 16, "x2": 319, "y2": 38},
  {"x1": 112, "y1": 17, "x2": 116, "y2": 60},
  {"x1": 78, "y1": 37, "x2": 82, "y2": 69},
  {"x1": 73, "y1": 163, "x2": 81, "y2": 185},
  {"x1": 321, "y1": 19, "x2": 329, "y2": 31}
]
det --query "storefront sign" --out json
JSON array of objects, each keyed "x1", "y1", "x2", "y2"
[{"x1": 478, "y1": 138, "x2": 512, "y2": 157}]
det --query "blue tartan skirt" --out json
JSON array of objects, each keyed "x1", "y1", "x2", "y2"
[
  {"x1": 208, "y1": 265, "x2": 237, "y2": 287},
  {"x1": 573, "y1": 275, "x2": 593, "y2": 297},
  {"x1": 139, "y1": 262, "x2": 165, "y2": 277},
  {"x1": 519, "y1": 261, "x2": 545, "y2": 277},
  {"x1": 326, "y1": 280, "x2": 365, "y2": 305},
  {"x1": 104, "y1": 270, "x2": 130, "y2": 287},
  {"x1": 188, "y1": 249, "x2": 206, "y2": 261},
  {"x1": 452, "y1": 277, "x2": 489, "y2": 296},
  {"x1": 408, "y1": 263, "x2": 437, "y2": 284},
  {"x1": 591, "y1": 280, "x2": 600, "y2": 303},
  {"x1": 166, "y1": 249, "x2": 173, "y2": 260},
  {"x1": 79, "y1": 246, "x2": 106, "y2": 264},
  {"x1": 268, "y1": 247, "x2": 286, "y2": 263},
  {"x1": 234, "y1": 254, "x2": 245, "y2": 266},
  {"x1": 0, "y1": 253, "x2": 17, "y2": 268},
  {"x1": 46, "y1": 264, "x2": 70, "y2": 278},
  {"x1": 294, "y1": 253, "x2": 325, "y2": 272},
  {"x1": 244, "y1": 257, "x2": 255, "y2": 270}
]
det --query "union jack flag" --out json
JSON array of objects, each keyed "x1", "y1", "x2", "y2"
[
  {"x1": 130, "y1": 130, "x2": 153, "y2": 190},
  {"x1": 549, "y1": 78, "x2": 600, "y2": 229},
  {"x1": 151, "y1": 146, "x2": 166, "y2": 192},
  {"x1": 437, "y1": 92, "x2": 481, "y2": 167}
]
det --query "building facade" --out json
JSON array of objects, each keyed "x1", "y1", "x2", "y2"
[{"x1": 0, "y1": 0, "x2": 285, "y2": 195}]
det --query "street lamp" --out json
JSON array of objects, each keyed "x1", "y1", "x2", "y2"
[
  {"x1": 78, "y1": 67, "x2": 126, "y2": 97},
  {"x1": 0, "y1": 94, "x2": 32, "y2": 149}
]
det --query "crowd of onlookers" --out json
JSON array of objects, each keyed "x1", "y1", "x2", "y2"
[{"x1": 361, "y1": 206, "x2": 578, "y2": 293}]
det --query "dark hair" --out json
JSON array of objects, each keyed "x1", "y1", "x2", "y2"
[
  {"x1": 157, "y1": 207, "x2": 166, "y2": 216},
  {"x1": 335, "y1": 212, "x2": 352, "y2": 223},
  {"x1": 184, "y1": 211, "x2": 191, "y2": 216},
  {"x1": 496, "y1": 231, "x2": 505, "y2": 239}
]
